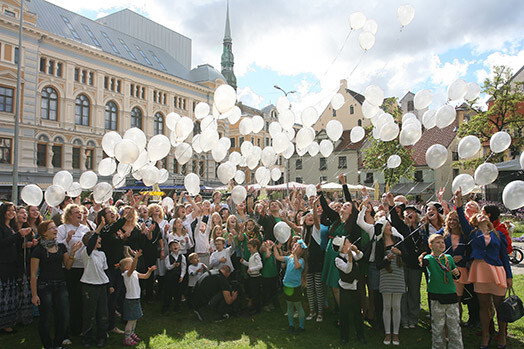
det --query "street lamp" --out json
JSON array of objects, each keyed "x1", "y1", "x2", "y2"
[{"x1": 273, "y1": 85, "x2": 296, "y2": 197}]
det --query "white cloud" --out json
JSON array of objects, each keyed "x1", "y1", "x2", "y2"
[
  {"x1": 237, "y1": 87, "x2": 264, "y2": 109},
  {"x1": 483, "y1": 50, "x2": 524, "y2": 75},
  {"x1": 429, "y1": 55, "x2": 471, "y2": 86}
]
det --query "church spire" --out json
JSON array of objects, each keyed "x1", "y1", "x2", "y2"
[{"x1": 221, "y1": 0, "x2": 237, "y2": 90}]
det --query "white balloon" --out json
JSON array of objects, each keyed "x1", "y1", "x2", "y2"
[
  {"x1": 261, "y1": 146, "x2": 277, "y2": 167},
  {"x1": 376, "y1": 113, "x2": 394, "y2": 129},
  {"x1": 219, "y1": 137, "x2": 231, "y2": 151},
  {"x1": 252, "y1": 115, "x2": 265, "y2": 133},
  {"x1": 240, "y1": 141, "x2": 254, "y2": 157},
  {"x1": 132, "y1": 150, "x2": 149, "y2": 172},
  {"x1": 402, "y1": 112, "x2": 417, "y2": 123},
  {"x1": 101, "y1": 131, "x2": 122, "y2": 157},
  {"x1": 162, "y1": 197, "x2": 175, "y2": 211},
  {"x1": 98, "y1": 157, "x2": 116, "y2": 176},
  {"x1": 92, "y1": 182, "x2": 113, "y2": 204},
  {"x1": 414, "y1": 89, "x2": 432, "y2": 110},
  {"x1": 326, "y1": 120, "x2": 343, "y2": 142},
  {"x1": 284, "y1": 128, "x2": 295, "y2": 141},
  {"x1": 349, "y1": 11, "x2": 366, "y2": 30},
  {"x1": 435, "y1": 104, "x2": 456, "y2": 129},
  {"x1": 426, "y1": 144, "x2": 448, "y2": 169},
  {"x1": 212, "y1": 142, "x2": 228, "y2": 162},
  {"x1": 174, "y1": 143, "x2": 192, "y2": 165},
  {"x1": 21, "y1": 184, "x2": 43, "y2": 206},
  {"x1": 45, "y1": 185, "x2": 66, "y2": 207},
  {"x1": 269, "y1": 122, "x2": 282, "y2": 138},
  {"x1": 520, "y1": 152, "x2": 524, "y2": 170},
  {"x1": 372, "y1": 126, "x2": 381, "y2": 139},
  {"x1": 272, "y1": 132, "x2": 289, "y2": 154},
  {"x1": 365, "y1": 85, "x2": 384, "y2": 107},
  {"x1": 319, "y1": 140, "x2": 334, "y2": 157},
  {"x1": 201, "y1": 115, "x2": 217, "y2": 132},
  {"x1": 214, "y1": 84, "x2": 237, "y2": 113},
  {"x1": 234, "y1": 170, "x2": 245, "y2": 184},
  {"x1": 217, "y1": 162, "x2": 236, "y2": 184},
  {"x1": 124, "y1": 127, "x2": 146, "y2": 150},
  {"x1": 141, "y1": 165, "x2": 160, "y2": 186},
  {"x1": 255, "y1": 166, "x2": 271, "y2": 186},
  {"x1": 458, "y1": 135, "x2": 481, "y2": 159},
  {"x1": 380, "y1": 122, "x2": 399, "y2": 142},
  {"x1": 132, "y1": 170, "x2": 142, "y2": 181},
  {"x1": 66, "y1": 182, "x2": 83, "y2": 201},
  {"x1": 306, "y1": 184, "x2": 316, "y2": 198},
  {"x1": 79, "y1": 171, "x2": 98, "y2": 189},
  {"x1": 199, "y1": 128, "x2": 219, "y2": 152},
  {"x1": 296, "y1": 127, "x2": 315, "y2": 149},
  {"x1": 174, "y1": 117, "x2": 194, "y2": 142},
  {"x1": 194, "y1": 102, "x2": 210, "y2": 120},
  {"x1": 227, "y1": 106, "x2": 242, "y2": 125},
  {"x1": 166, "y1": 112, "x2": 181, "y2": 130},
  {"x1": 397, "y1": 4, "x2": 415, "y2": 27},
  {"x1": 331, "y1": 93, "x2": 345, "y2": 110},
  {"x1": 271, "y1": 167, "x2": 281, "y2": 181},
  {"x1": 296, "y1": 147, "x2": 308, "y2": 157},
  {"x1": 358, "y1": 31, "x2": 375, "y2": 51},
  {"x1": 452, "y1": 174, "x2": 476, "y2": 195},
  {"x1": 283, "y1": 142, "x2": 295, "y2": 159},
  {"x1": 308, "y1": 142, "x2": 319, "y2": 157},
  {"x1": 503, "y1": 180, "x2": 524, "y2": 210},
  {"x1": 158, "y1": 169, "x2": 169, "y2": 184},
  {"x1": 279, "y1": 109, "x2": 295, "y2": 131},
  {"x1": 464, "y1": 82, "x2": 481, "y2": 101},
  {"x1": 147, "y1": 135, "x2": 171, "y2": 162},
  {"x1": 117, "y1": 163, "x2": 131, "y2": 176},
  {"x1": 276, "y1": 96, "x2": 290, "y2": 114},
  {"x1": 114, "y1": 139, "x2": 140, "y2": 164},
  {"x1": 474, "y1": 163, "x2": 498, "y2": 186},
  {"x1": 112, "y1": 173, "x2": 126, "y2": 189},
  {"x1": 53, "y1": 170, "x2": 73, "y2": 191},
  {"x1": 231, "y1": 185, "x2": 247, "y2": 205},
  {"x1": 490, "y1": 131, "x2": 511, "y2": 153},
  {"x1": 447, "y1": 79, "x2": 468, "y2": 101},
  {"x1": 387, "y1": 155, "x2": 402, "y2": 169},
  {"x1": 362, "y1": 100, "x2": 380, "y2": 119},
  {"x1": 229, "y1": 151, "x2": 242, "y2": 166},
  {"x1": 350, "y1": 126, "x2": 365, "y2": 143},
  {"x1": 301, "y1": 107, "x2": 318, "y2": 127},
  {"x1": 399, "y1": 125, "x2": 422, "y2": 146},
  {"x1": 192, "y1": 135, "x2": 202, "y2": 154},
  {"x1": 246, "y1": 155, "x2": 259, "y2": 170},
  {"x1": 238, "y1": 155, "x2": 247, "y2": 168},
  {"x1": 274, "y1": 221, "x2": 291, "y2": 244},
  {"x1": 422, "y1": 109, "x2": 437, "y2": 129},
  {"x1": 184, "y1": 173, "x2": 201, "y2": 196},
  {"x1": 239, "y1": 117, "x2": 254, "y2": 135},
  {"x1": 363, "y1": 18, "x2": 378, "y2": 34}
]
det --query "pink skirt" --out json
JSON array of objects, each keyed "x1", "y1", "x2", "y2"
[
  {"x1": 454, "y1": 266, "x2": 469, "y2": 297},
  {"x1": 468, "y1": 259, "x2": 507, "y2": 296}
]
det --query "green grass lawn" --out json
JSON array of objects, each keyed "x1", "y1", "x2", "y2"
[{"x1": 6, "y1": 275, "x2": 524, "y2": 348}]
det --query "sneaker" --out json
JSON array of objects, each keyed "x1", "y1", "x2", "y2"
[
  {"x1": 306, "y1": 313, "x2": 316, "y2": 320},
  {"x1": 193, "y1": 309, "x2": 204, "y2": 322},
  {"x1": 123, "y1": 337, "x2": 138, "y2": 346},
  {"x1": 409, "y1": 324, "x2": 416, "y2": 329},
  {"x1": 111, "y1": 327, "x2": 125, "y2": 334},
  {"x1": 402, "y1": 324, "x2": 409, "y2": 329},
  {"x1": 392, "y1": 340, "x2": 400, "y2": 346},
  {"x1": 316, "y1": 314, "x2": 323, "y2": 322},
  {"x1": 114, "y1": 310, "x2": 121, "y2": 318},
  {"x1": 130, "y1": 333, "x2": 141, "y2": 342},
  {"x1": 62, "y1": 339, "x2": 72, "y2": 346}
]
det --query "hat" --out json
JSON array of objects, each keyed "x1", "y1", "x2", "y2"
[
  {"x1": 375, "y1": 216, "x2": 389, "y2": 234},
  {"x1": 168, "y1": 238, "x2": 180, "y2": 246},
  {"x1": 393, "y1": 201, "x2": 406, "y2": 211},
  {"x1": 333, "y1": 236, "x2": 345, "y2": 248},
  {"x1": 428, "y1": 202, "x2": 443, "y2": 215},
  {"x1": 404, "y1": 205, "x2": 421, "y2": 214}
]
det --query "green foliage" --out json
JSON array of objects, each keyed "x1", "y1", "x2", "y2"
[
  {"x1": 362, "y1": 97, "x2": 415, "y2": 187},
  {"x1": 456, "y1": 65, "x2": 524, "y2": 169}
]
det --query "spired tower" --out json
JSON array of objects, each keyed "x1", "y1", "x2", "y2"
[{"x1": 221, "y1": 0, "x2": 237, "y2": 90}]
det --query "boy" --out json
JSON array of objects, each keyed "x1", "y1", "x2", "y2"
[
  {"x1": 240, "y1": 239, "x2": 263, "y2": 315},
  {"x1": 209, "y1": 237, "x2": 235, "y2": 272},
  {"x1": 188, "y1": 253, "x2": 207, "y2": 307},
  {"x1": 419, "y1": 234, "x2": 463, "y2": 349},
  {"x1": 261, "y1": 240, "x2": 280, "y2": 312},
  {"x1": 163, "y1": 240, "x2": 186, "y2": 313}
]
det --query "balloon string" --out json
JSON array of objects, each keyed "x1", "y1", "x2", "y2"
[{"x1": 346, "y1": 50, "x2": 366, "y2": 80}]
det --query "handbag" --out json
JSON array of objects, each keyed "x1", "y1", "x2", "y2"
[{"x1": 498, "y1": 287, "x2": 524, "y2": 323}]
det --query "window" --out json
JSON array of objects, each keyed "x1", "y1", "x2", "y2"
[
  {"x1": 319, "y1": 157, "x2": 327, "y2": 171},
  {"x1": 41, "y1": 86, "x2": 58, "y2": 120},
  {"x1": 415, "y1": 170, "x2": 423, "y2": 183},
  {"x1": 135, "y1": 45, "x2": 152, "y2": 65},
  {"x1": 295, "y1": 159, "x2": 302, "y2": 170},
  {"x1": 37, "y1": 143, "x2": 46, "y2": 167},
  {"x1": 0, "y1": 137, "x2": 11, "y2": 163},
  {"x1": 61, "y1": 16, "x2": 81, "y2": 40},
  {"x1": 47, "y1": 60, "x2": 55, "y2": 75},
  {"x1": 4, "y1": 9, "x2": 15, "y2": 17},
  {"x1": 358, "y1": 119, "x2": 362, "y2": 127},
  {"x1": 231, "y1": 138, "x2": 236, "y2": 148},
  {"x1": 452, "y1": 151, "x2": 459, "y2": 161},
  {"x1": 56, "y1": 62, "x2": 62, "y2": 77},
  {"x1": 101, "y1": 32, "x2": 119, "y2": 54},
  {"x1": 154, "y1": 112, "x2": 164, "y2": 135},
  {"x1": 192, "y1": 158, "x2": 198, "y2": 174},
  {"x1": 88, "y1": 72, "x2": 93, "y2": 86},
  {"x1": 338, "y1": 156, "x2": 347, "y2": 169},
  {"x1": 72, "y1": 147, "x2": 81, "y2": 169},
  {"x1": 181, "y1": 164, "x2": 187, "y2": 176},
  {"x1": 75, "y1": 94, "x2": 90, "y2": 126},
  {"x1": 119, "y1": 39, "x2": 137, "y2": 60},
  {"x1": 296, "y1": 177, "x2": 303, "y2": 183},
  {"x1": 193, "y1": 121, "x2": 201, "y2": 134},
  {"x1": 332, "y1": 109, "x2": 336, "y2": 117},
  {"x1": 257, "y1": 138, "x2": 261, "y2": 147},
  {"x1": 199, "y1": 157, "x2": 205, "y2": 177},
  {"x1": 85, "y1": 148, "x2": 94, "y2": 170},
  {"x1": 82, "y1": 24, "x2": 101, "y2": 47},
  {"x1": 52, "y1": 144, "x2": 62, "y2": 168},
  {"x1": 407, "y1": 101, "x2": 414, "y2": 111},
  {"x1": 320, "y1": 176, "x2": 327, "y2": 182},
  {"x1": 350, "y1": 105, "x2": 354, "y2": 114},
  {"x1": 0, "y1": 86, "x2": 14, "y2": 113},
  {"x1": 453, "y1": 168, "x2": 459, "y2": 178},
  {"x1": 364, "y1": 172, "x2": 374, "y2": 184},
  {"x1": 74, "y1": 68, "x2": 79, "y2": 82},
  {"x1": 39, "y1": 57, "x2": 46, "y2": 73},
  {"x1": 105, "y1": 101, "x2": 118, "y2": 130},
  {"x1": 150, "y1": 51, "x2": 167, "y2": 70},
  {"x1": 81, "y1": 70, "x2": 86, "y2": 84},
  {"x1": 131, "y1": 107, "x2": 143, "y2": 129},
  {"x1": 239, "y1": 136, "x2": 244, "y2": 145}
]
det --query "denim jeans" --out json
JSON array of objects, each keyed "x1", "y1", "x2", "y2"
[{"x1": 37, "y1": 280, "x2": 70, "y2": 349}]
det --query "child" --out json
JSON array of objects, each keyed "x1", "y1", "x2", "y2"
[
  {"x1": 419, "y1": 234, "x2": 463, "y2": 349},
  {"x1": 80, "y1": 230, "x2": 109, "y2": 347},
  {"x1": 120, "y1": 250, "x2": 157, "y2": 346},
  {"x1": 194, "y1": 220, "x2": 211, "y2": 267},
  {"x1": 274, "y1": 239, "x2": 307, "y2": 333},
  {"x1": 163, "y1": 240, "x2": 186, "y2": 313},
  {"x1": 187, "y1": 252, "x2": 207, "y2": 307},
  {"x1": 240, "y1": 239, "x2": 263, "y2": 315},
  {"x1": 333, "y1": 236, "x2": 366, "y2": 345},
  {"x1": 209, "y1": 237, "x2": 235, "y2": 272},
  {"x1": 209, "y1": 225, "x2": 227, "y2": 252},
  {"x1": 261, "y1": 240, "x2": 280, "y2": 312}
]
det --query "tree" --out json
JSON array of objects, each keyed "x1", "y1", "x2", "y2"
[
  {"x1": 456, "y1": 65, "x2": 524, "y2": 169},
  {"x1": 362, "y1": 97, "x2": 414, "y2": 188}
]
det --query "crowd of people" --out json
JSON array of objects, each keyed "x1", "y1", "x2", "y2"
[{"x1": 0, "y1": 173, "x2": 517, "y2": 348}]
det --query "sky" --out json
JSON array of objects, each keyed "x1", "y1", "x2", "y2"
[{"x1": 47, "y1": 0, "x2": 524, "y2": 116}]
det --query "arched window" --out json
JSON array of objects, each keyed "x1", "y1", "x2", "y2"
[
  {"x1": 131, "y1": 107, "x2": 142, "y2": 129},
  {"x1": 154, "y1": 112, "x2": 164, "y2": 135},
  {"x1": 41, "y1": 86, "x2": 58, "y2": 120},
  {"x1": 105, "y1": 101, "x2": 118, "y2": 130},
  {"x1": 75, "y1": 94, "x2": 90, "y2": 126},
  {"x1": 72, "y1": 139, "x2": 82, "y2": 169},
  {"x1": 358, "y1": 119, "x2": 362, "y2": 127}
]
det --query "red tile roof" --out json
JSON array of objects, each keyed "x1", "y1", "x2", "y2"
[
  {"x1": 334, "y1": 130, "x2": 367, "y2": 151},
  {"x1": 410, "y1": 122, "x2": 457, "y2": 166}
]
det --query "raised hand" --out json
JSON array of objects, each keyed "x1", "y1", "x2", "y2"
[
  {"x1": 338, "y1": 173, "x2": 346, "y2": 185},
  {"x1": 71, "y1": 241, "x2": 83, "y2": 254},
  {"x1": 454, "y1": 188, "x2": 463, "y2": 207}
]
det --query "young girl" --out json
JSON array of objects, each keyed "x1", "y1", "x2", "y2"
[
  {"x1": 120, "y1": 250, "x2": 156, "y2": 346},
  {"x1": 169, "y1": 218, "x2": 194, "y2": 255},
  {"x1": 274, "y1": 239, "x2": 307, "y2": 333},
  {"x1": 210, "y1": 225, "x2": 230, "y2": 252}
]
